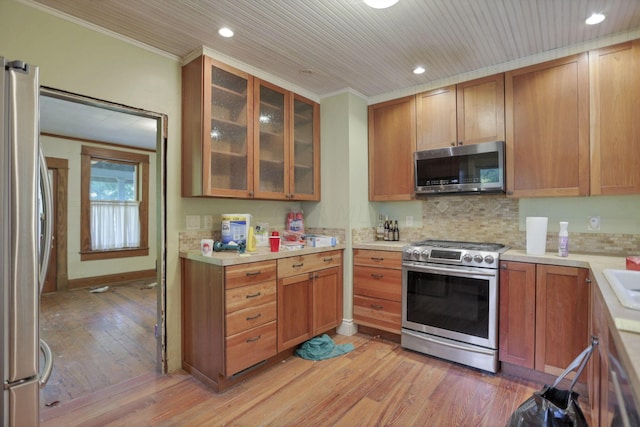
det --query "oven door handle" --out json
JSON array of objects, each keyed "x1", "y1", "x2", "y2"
[{"x1": 406, "y1": 264, "x2": 497, "y2": 277}]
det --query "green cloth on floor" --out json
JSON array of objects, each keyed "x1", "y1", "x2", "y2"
[{"x1": 295, "y1": 334, "x2": 354, "y2": 361}]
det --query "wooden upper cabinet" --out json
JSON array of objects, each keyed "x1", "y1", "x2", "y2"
[
  {"x1": 182, "y1": 55, "x2": 254, "y2": 198},
  {"x1": 416, "y1": 85, "x2": 457, "y2": 150},
  {"x1": 505, "y1": 53, "x2": 590, "y2": 198},
  {"x1": 181, "y1": 55, "x2": 319, "y2": 200},
  {"x1": 368, "y1": 96, "x2": 416, "y2": 201},
  {"x1": 456, "y1": 74, "x2": 505, "y2": 145},
  {"x1": 590, "y1": 40, "x2": 640, "y2": 195},
  {"x1": 416, "y1": 74, "x2": 505, "y2": 150}
]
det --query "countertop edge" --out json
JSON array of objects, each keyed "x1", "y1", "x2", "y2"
[{"x1": 180, "y1": 244, "x2": 345, "y2": 266}]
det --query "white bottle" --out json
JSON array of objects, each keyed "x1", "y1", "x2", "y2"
[{"x1": 558, "y1": 221, "x2": 569, "y2": 257}]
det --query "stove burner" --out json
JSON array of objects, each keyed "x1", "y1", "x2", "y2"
[{"x1": 411, "y1": 239, "x2": 505, "y2": 252}]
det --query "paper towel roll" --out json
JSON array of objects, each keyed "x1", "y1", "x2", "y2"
[{"x1": 526, "y1": 217, "x2": 548, "y2": 255}]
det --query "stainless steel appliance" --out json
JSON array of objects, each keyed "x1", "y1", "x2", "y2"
[
  {"x1": 414, "y1": 140, "x2": 505, "y2": 195},
  {"x1": 401, "y1": 239, "x2": 506, "y2": 373},
  {"x1": 1, "y1": 57, "x2": 54, "y2": 426}
]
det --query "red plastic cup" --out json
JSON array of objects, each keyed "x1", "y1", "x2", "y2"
[{"x1": 269, "y1": 236, "x2": 280, "y2": 252}]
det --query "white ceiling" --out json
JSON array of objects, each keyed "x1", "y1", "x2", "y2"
[
  {"x1": 29, "y1": 0, "x2": 640, "y2": 99},
  {"x1": 40, "y1": 94, "x2": 158, "y2": 150}
]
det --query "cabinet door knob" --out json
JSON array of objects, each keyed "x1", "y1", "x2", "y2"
[
  {"x1": 246, "y1": 271, "x2": 262, "y2": 277},
  {"x1": 245, "y1": 292, "x2": 261, "y2": 299},
  {"x1": 500, "y1": 264, "x2": 507, "y2": 270},
  {"x1": 246, "y1": 335, "x2": 261, "y2": 343},
  {"x1": 458, "y1": 141, "x2": 463, "y2": 146},
  {"x1": 370, "y1": 304, "x2": 384, "y2": 310},
  {"x1": 450, "y1": 141, "x2": 456, "y2": 146},
  {"x1": 371, "y1": 273, "x2": 384, "y2": 279},
  {"x1": 246, "y1": 313, "x2": 262, "y2": 321}
]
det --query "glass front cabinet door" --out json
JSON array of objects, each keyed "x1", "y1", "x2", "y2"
[{"x1": 291, "y1": 94, "x2": 320, "y2": 200}]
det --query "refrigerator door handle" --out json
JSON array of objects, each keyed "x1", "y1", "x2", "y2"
[
  {"x1": 38, "y1": 339, "x2": 53, "y2": 388},
  {"x1": 39, "y1": 148, "x2": 53, "y2": 294}
]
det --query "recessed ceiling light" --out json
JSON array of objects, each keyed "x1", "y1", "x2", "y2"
[
  {"x1": 585, "y1": 13, "x2": 605, "y2": 25},
  {"x1": 218, "y1": 27, "x2": 234, "y2": 37},
  {"x1": 413, "y1": 66, "x2": 426, "y2": 75},
  {"x1": 364, "y1": 0, "x2": 399, "y2": 9}
]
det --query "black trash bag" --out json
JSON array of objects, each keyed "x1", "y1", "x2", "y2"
[{"x1": 506, "y1": 338, "x2": 597, "y2": 427}]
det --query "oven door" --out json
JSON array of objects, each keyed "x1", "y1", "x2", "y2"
[{"x1": 402, "y1": 261, "x2": 498, "y2": 349}]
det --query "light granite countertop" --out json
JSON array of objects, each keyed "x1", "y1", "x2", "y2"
[
  {"x1": 179, "y1": 244, "x2": 345, "y2": 266},
  {"x1": 352, "y1": 241, "x2": 640, "y2": 402}
]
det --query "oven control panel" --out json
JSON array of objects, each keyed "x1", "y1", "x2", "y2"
[{"x1": 402, "y1": 246, "x2": 499, "y2": 268}]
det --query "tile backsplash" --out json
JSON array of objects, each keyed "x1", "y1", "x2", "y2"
[{"x1": 354, "y1": 194, "x2": 639, "y2": 257}]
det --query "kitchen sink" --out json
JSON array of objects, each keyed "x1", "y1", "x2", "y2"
[{"x1": 603, "y1": 269, "x2": 640, "y2": 311}]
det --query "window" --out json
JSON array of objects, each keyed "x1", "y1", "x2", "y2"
[{"x1": 80, "y1": 146, "x2": 149, "y2": 261}]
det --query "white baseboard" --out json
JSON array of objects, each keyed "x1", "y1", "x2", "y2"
[{"x1": 336, "y1": 319, "x2": 358, "y2": 336}]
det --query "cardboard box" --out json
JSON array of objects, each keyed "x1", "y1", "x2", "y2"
[{"x1": 304, "y1": 235, "x2": 337, "y2": 247}]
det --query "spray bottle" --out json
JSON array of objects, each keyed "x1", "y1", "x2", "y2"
[{"x1": 558, "y1": 221, "x2": 569, "y2": 257}]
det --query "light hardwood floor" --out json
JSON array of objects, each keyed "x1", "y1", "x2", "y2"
[
  {"x1": 39, "y1": 281, "x2": 158, "y2": 409},
  {"x1": 39, "y1": 285, "x2": 590, "y2": 426}
]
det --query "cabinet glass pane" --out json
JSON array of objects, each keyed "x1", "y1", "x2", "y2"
[
  {"x1": 210, "y1": 66, "x2": 248, "y2": 191},
  {"x1": 258, "y1": 85, "x2": 285, "y2": 193},
  {"x1": 293, "y1": 99, "x2": 314, "y2": 195}
]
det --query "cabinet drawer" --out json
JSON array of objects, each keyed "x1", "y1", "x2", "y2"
[
  {"x1": 225, "y1": 260, "x2": 277, "y2": 290},
  {"x1": 353, "y1": 249, "x2": 402, "y2": 269},
  {"x1": 278, "y1": 250, "x2": 342, "y2": 278},
  {"x1": 353, "y1": 295, "x2": 401, "y2": 333},
  {"x1": 225, "y1": 321, "x2": 277, "y2": 376},
  {"x1": 226, "y1": 301, "x2": 276, "y2": 336},
  {"x1": 353, "y1": 265, "x2": 402, "y2": 301},
  {"x1": 226, "y1": 281, "x2": 276, "y2": 313}
]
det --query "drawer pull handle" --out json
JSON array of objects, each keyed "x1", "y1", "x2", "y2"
[
  {"x1": 371, "y1": 257, "x2": 384, "y2": 262},
  {"x1": 292, "y1": 263, "x2": 304, "y2": 268},
  {"x1": 370, "y1": 304, "x2": 384, "y2": 310},
  {"x1": 371, "y1": 273, "x2": 383, "y2": 279},
  {"x1": 246, "y1": 335, "x2": 261, "y2": 343},
  {"x1": 246, "y1": 313, "x2": 262, "y2": 321},
  {"x1": 323, "y1": 257, "x2": 333, "y2": 262},
  {"x1": 246, "y1": 271, "x2": 262, "y2": 277},
  {"x1": 246, "y1": 292, "x2": 261, "y2": 299}
]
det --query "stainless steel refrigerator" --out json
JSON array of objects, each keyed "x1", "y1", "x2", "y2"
[{"x1": 1, "y1": 57, "x2": 54, "y2": 426}]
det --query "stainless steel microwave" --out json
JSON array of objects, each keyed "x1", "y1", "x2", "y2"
[{"x1": 414, "y1": 141, "x2": 505, "y2": 195}]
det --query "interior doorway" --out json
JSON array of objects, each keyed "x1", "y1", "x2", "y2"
[{"x1": 38, "y1": 87, "x2": 167, "y2": 407}]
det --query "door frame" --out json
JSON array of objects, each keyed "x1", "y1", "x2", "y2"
[
  {"x1": 44, "y1": 157, "x2": 68, "y2": 292},
  {"x1": 39, "y1": 86, "x2": 168, "y2": 373}
]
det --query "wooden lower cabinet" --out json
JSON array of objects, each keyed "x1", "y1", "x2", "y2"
[
  {"x1": 352, "y1": 249, "x2": 402, "y2": 334},
  {"x1": 277, "y1": 251, "x2": 343, "y2": 352},
  {"x1": 181, "y1": 250, "x2": 343, "y2": 392},
  {"x1": 499, "y1": 261, "x2": 536, "y2": 367},
  {"x1": 499, "y1": 261, "x2": 589, "y2": 377}
]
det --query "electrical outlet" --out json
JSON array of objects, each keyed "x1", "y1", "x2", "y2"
[
  {"x1": 186, "y1": 215, "x2": 200, "y2": 230},
  {"x1": 405, "y1": 215, "x2": 413, "y2": 227},
  {"x1": 203, "y1": 215, "x2": 213, "y2": 229},
  {"x1": 588, "y1": 216, "x2": 601, "y2": 231}
]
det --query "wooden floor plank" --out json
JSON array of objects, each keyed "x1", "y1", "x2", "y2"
[{"x1": 39, "y1": 285, "x2": 591, "y2": 426}]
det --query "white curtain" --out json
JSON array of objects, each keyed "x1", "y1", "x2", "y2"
[{"x1": 90, "y1": 201, "x2": 140, "y2": 250}]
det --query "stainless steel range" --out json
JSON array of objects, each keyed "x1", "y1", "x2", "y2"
[{"x1": 401, "y1": 239, "x2": 506, "y2": 373}]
